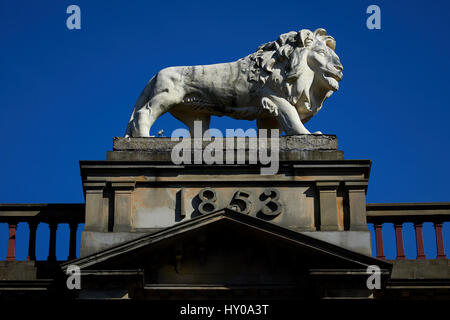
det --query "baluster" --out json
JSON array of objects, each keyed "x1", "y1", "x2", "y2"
[
  {"x1": 68, "y1": 223, "x2": 78, "y2": 260},
  {"x1": 6, "y1": 222, "x2": 17, "y2": 261},
  {"x1": 48, "y1": 222, "x2": 57, "y2": 261},
  {"x1": 374, "y1": 223, "x2": 385, "y2": 259},
  {"x1": 414, "y1": 222, "x2": 426, "y2": 260},
  {"x1": 27, "y1": 222, "x2": 38, "y2": 261},
  {"x1": 394, "y1": 223, "x2": 406, "y2": 260},
  {"x1": 434, "y1": 222, "x2": 446, "y2": 259}
]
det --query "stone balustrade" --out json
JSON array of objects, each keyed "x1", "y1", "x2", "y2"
[
  {"x1": 0, "y1": 202, "x2": 448, "y2": 262},
  {"x1": 0, "y1": 204, "x2": 84, "y2": 261},
  {"x1": 366, "y1": 203, "x2": 449, "y2": 260}
]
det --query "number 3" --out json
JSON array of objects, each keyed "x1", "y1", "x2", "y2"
[{"x1": 260, "y1": 189, "x2": 282, "y2": 217}]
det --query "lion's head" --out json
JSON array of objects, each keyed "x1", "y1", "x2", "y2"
[{"x1": 248, "y1": 28, "x2": 343, "y2": 121}]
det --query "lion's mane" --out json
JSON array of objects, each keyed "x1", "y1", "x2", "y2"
[{"x1": 245, "y1": 28, "x2": 336, "y2": 108}]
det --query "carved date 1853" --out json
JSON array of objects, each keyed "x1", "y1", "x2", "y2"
[{"x1": 197, "y1": 188, "x2": 282, "y2": 218}]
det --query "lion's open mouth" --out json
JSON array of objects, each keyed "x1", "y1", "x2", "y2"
[
  {"x1": 324, "y1": 70, "x2": 343, "y2": 81},
  {"x1": 323, "y1": 71, "x2": 342, "y2": 91}
]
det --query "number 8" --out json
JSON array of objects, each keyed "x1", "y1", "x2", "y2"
[{"x1": 198, "y1": 187, "x2": 218, "y2": 214}]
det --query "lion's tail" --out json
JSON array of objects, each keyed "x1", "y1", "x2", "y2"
[
  {"x1": 124, "y1": 76, "x2": 156, "y2": 137},
  {"x1": 124, "y1": 109, "x2": 136, "y2": 138}
]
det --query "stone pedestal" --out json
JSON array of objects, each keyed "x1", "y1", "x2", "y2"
[
  {"x1": 80, "y1": 135, "x2": 372, "y2": 257},
  {"x1": 107, "y1": 135, "x2": 344, "y2": 161}
]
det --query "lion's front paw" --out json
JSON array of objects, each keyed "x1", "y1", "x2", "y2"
[{"x1": 261, "y1": 97, "x2": 279, "y2": 116}]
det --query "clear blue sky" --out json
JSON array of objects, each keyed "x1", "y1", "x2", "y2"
[{"x1": 0, "y1": 0, "x2": 449, "y2": 260}]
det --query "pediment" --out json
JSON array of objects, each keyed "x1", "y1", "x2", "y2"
[
  {"x1": 62, "y1": 209, "x2": 391, "y2": 299},
  {"x1": 63, "y1": 209, "x2": 390, "y2": 271}
]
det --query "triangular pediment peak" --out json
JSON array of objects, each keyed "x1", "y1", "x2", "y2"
[{"x1": 62, "y1": 209, "x2": 391, "y2": 272}]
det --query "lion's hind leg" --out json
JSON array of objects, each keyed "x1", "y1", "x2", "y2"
[
  {"x1": 128, "y1": 90, "x2": 184, "y2": 137},
  {"x1": 126, "y1": 68, "x2": 185, "y2": 137}
]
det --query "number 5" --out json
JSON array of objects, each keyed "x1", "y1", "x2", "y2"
[{"x1": 228, "y1": 190, "x2": 252, "y2": 215}]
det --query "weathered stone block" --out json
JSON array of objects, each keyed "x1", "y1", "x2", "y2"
[
  {"x1": 113, "y1": 135, "x2": 338, "y2": 151},
  {"x1": 109, "y1": 135, "x2": 343, "y2": 161}
]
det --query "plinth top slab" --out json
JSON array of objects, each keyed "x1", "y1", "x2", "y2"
[
  {"x1": 113, "y1": 135, "x2": 338, "y2": 151},
  {"x1": 109, "y1": 135, "x2": 342, "y2": 161}
]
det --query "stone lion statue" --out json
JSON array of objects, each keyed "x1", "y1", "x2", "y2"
[{"x1": 125, "y1": 28, "x2": 343, "y2": 137}]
